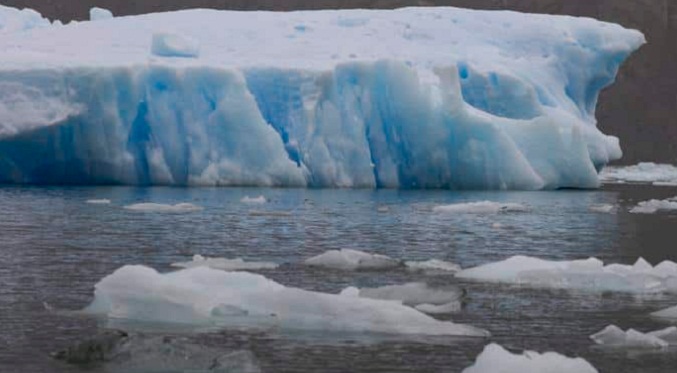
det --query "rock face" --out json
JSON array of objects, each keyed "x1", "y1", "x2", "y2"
[{"x1": 5, "y1": 0, "x2": 676, "y2": 164}]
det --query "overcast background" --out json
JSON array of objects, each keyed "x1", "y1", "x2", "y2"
[{"x1": 5, "y1": 0, "x2": 675, "y2": 164}]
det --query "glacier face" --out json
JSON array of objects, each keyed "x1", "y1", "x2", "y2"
[{"x1": 0, "y1": 7, "x2": 644, "y2": 188}]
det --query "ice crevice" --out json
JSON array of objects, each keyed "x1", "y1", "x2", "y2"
[{"x1": 0, "y1": 6, "x2": 644, "y2": 188}]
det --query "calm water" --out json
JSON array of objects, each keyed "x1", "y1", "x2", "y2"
[{"x1": 1, "y1": 185, "x2": 677, "y2": 372}]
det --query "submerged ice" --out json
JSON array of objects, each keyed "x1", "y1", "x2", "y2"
[
  {"x1": 85, "y1": 265, "x2": 488, "y2": 337},
  {"x1": 0, "y1": 6, "x2": 643, "y2": 189}
]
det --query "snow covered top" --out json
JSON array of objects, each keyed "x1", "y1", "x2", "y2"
[{"x1": 0, "y1": 7, "x2": 644, "y2": 73}]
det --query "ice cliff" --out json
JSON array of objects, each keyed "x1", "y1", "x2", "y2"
[{"x1": 0, "y1": 6, "x2": 644, "y2": 188}]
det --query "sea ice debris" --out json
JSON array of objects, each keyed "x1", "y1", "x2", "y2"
[
  {"x1": 590, "y1": 325, "x2": 668, "y2": 348},
  {"x1": 241, "y1": 196, "x2": 267, "y2": 204},
  {"x1": 123, "y1": 203, "x2": 203, "y2": 213},
  {"x1": 433, "y1": 202, "x2": 528, "y2": 214},
  {"x1": 462, "y1": 343, "x2": 598, "y2": 373},
  {"x1": 305, "y1": 249, "x2": 401, "y2": 270},
  {"x1": 172, "y1": 255, "x2": 278, "y2": 271}
]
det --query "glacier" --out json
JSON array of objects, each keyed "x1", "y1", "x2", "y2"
[{"x1": 0, "y1": 6, "x2": 644, "y2": 188}]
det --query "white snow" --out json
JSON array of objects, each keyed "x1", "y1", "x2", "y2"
[
  {"x1": 304, "y1": 249, "x2": 401, "y2": 270},
  {"x1": 630, "y1": 197, "x2": 677, "y2": 214},
  {"x1": 84, "y1": 265, "x2": 489, "y2": 337},
  {"x1": 433, "y1": 201, "x2": 528, "y2": 214},
  {"x1": 241, "y1": 196, "x2": 267, "y2": 204},
  {"x1": 90, "y1": 7, "x2": 114, "y2": 21},
  {"x1": 601, "y1": 163, "x2": 677, "y2": 186},
  {"x1": 0, "y1": 6, "x2": 643, "y2": 189},
  {"x1": 457, "y1": 256, "x2": 677, "y2": 294},
  {"x1": 462, "y1": 343, "x2": 598, "y2": 373},
  {"x1": 0, "y1": 5, "x2": 52, "y2": 34},
  {"x1": 172, "y1": 254, "x2": 278, "y2": 271},
  {"x1": 405, "y1": 259, "x2": 462, "y2": 274},
  {"x1": 151, "y1": 32, "x2": 200, "y2": 58},
  {"x1": 590, "y1": 325, "x2": 672, "y2": 349},
  {"x1": 123, "y1": 202, "x2": 203, "y2": 213},
  {"x1": 86, "y1": 199, "x2": 111, "y2": 204}
]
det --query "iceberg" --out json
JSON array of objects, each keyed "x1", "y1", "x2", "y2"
[
  {"x1": 84, "y1": 265, "x2": 489, "y2": 337},
  {"x1": 171, "y1": 254, "x2": 279, "y2": 271},
  {"x1": 462, "y1": 343, "x2": 598, "y2": 373},
  {"x1": 456, "y1": 256, "x2": 677, "y2": 294},
  {"x1": 590, "y1": 325, "x2": 673, "y2": 349},
  {"x1": 304, "y1": 249, "x2": 402, "y2": 270},
  {"x1": 0, "y1": 6, "x2": 643, "y2": 189}
]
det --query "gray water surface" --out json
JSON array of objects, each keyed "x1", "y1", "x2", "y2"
[{"x1": 1, "y1": 185, "x2": 677, "y2": 372}]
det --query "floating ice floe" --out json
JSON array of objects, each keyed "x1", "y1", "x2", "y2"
[
  {"x1": 123, "y1": 203, "x2": 203, "y2": 213},
  {"x1": 405, "y1": 259, "x2": 462, "y2": 274},
  {"x1": 600, "y1": 163, "x2": 677, "y2": 186},
  {"x1": 433, "y1": 201, "x2": 528, "y2": 214},
  {"x1": 462, "y1": 343, "x2": 598, "y2": 373},
  {"x1": 0, "y1": 6, "x2": 643, "y2": 189},
  {"x1": 590, "y1": 325, "x2": 677, "y2": 349},
  {"x1": 241, "y1": 196, "x2": 267, "y2": 204},
  {"x1": 90, "y1": 7, "x2": 114, "y2": 21},
  {"x1": 171, "y1": 255, "x2": 279, "y2": 271},
  {"x1": 340, "y1": 283, "x2": 463, "y2": 315},
  {"x1": 630, "y1": 197, "x2": 677, "y2": 214},
  {"x1": 456, "y1": 256, "x2": 677, "y2": 294},
  {"x1": 305, "y1": 249, "x2": 402, "y2": 270},
  {"x1": 86, "y1": 199, "x2": 111, "y2": 205},
  {"x1": 85, "y1": 265, "x2": 489, "y2": 337},
  {"x1": 588, "y1": 204, "x2": 616, "y2": 214},
  {"x1": 151, "y1": 32, "x2": 200, "y2": 58}
]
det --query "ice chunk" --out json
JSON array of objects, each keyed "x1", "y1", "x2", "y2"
[
  {"x1": 123, "y1": 203, "x2": 203, "y2": 213},
  {"x1": 590, "y1": 325, "x2": 668, "y2": 348},
  {"x1": 651, "y1": 305, "x2": 677, "y2": 320},
  {"x1": 462, "y1": 343, "x2": 598, "y2": 373},
  {"x1": 86, "y1": 199, "x2": 111, "y2": 204},
  {"x1": 457, "y1": 256, "x2": 677, "y2": 293},
  {"x1": 601, "y1": 163, "x2": 677, "y2": 186},
  {"x1": 241, "y1": 196, "x2": 267, "y2": 204},
  {"x1": 171, "y1": 254, "x2": 278, "y2": 271},
  {"x1": 405, "y1": 259, "x2": 462, "y2": 274},
  {"x1": 589, "y1": 204, "x2": 616, "y2": 214},
  {"x1": 0, "y1": 8, "x2": 643, "y2": 189},
  {"x1": 630, "y1": 197, "x2": 677, "y2": 214},
  {"x1": 305, "y1": 249, "x2": 401, "y2": 270},
  {"x1": 151, "y1": 32, "x2": 200, "y2": 58},
  {"x1": 0, "y1": 5, "x2": 52, "y2": 34},
  {"x1": 90, "y1": 7, "x2": 114, "y2": 21},
  {"x1": 433, "y1": 202, "x2": 528, "y2": 214},
  {"x1": 341, "y1": 282, "x2": 464, "y2": 308},
  {"x1": 84, "y1": 265, "x2": 489, "y2": 337}
]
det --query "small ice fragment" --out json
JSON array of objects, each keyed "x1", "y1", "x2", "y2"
[
  {"x1": 241, "y1": 196, "x2": 267, "y2": 204},
  {"x1": 172, "y1": 255, "x2": 278, "y2": 271},
  {"x1": 123, "y1": 203, "x2": 203, "y2": 213},
  {"x1": 433, "y1": 201, "x2": 528, "y2": 214},
  {"x1": 630, "y1": 198, "x2": 677, "y2": 214},
  {"x1": 86, "y1": 199, "x2": 111, "y2": 204},
  {"x1": 590, "y1": 325, "x2": 669, "y2": 348},
  {"x1": 405, "y1": 259, "x2": 461, "y2": 274},
  {"x1": 305, "y1": 249, "x2": 401, "y2": 271},
  {"x1": 589, "y1": 204, "x2": 615, "y2": 214}
]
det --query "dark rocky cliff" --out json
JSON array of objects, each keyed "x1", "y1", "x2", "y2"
[{"x1": 5, "y1": 0, "x2": 675, "y2": 164}]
